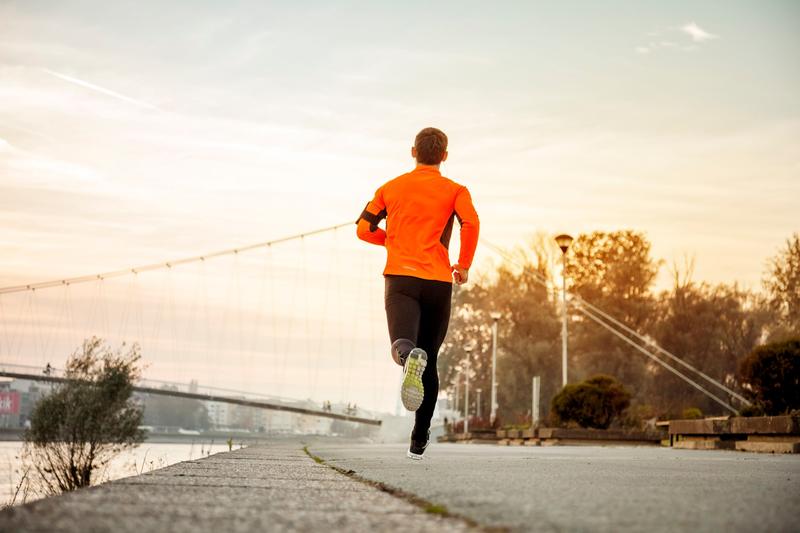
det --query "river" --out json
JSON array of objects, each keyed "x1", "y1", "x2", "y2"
[{"x1": 0, "y1": 441, "x2": 233, "y2": 506}]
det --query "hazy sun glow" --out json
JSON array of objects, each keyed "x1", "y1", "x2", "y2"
[{"x1": 1, "y1": 1, "x2": 798, "y2": 412}]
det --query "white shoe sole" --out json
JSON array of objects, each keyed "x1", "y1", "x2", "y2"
[
  {"x1": 400, "y1": 348, "x2": 427, "y2": 411},
  {"x1": 406, "y1": 450, "x2": 424, "y2": 460}
]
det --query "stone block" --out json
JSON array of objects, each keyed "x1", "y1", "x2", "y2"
[
  {"x1": 729, "y1": 416, "x2": 800, "y2": 435},
  {"x1": 668, "y1": 418, "x2": 731, "y2": 435},
  {"x1": 735, "y1": 441, "x2": 800, "y2": 453},
  {"x1": 538, "y1": 428, "x2": 556, "y2": 439},
  {"x1": 746, "y1": 435, "x2": 800, "y2": 443},
  {"x1": 673, "y1": 439, "x2": 733, "y2": 450}
]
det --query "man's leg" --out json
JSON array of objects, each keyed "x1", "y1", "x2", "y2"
[
  {"x1": 384, "y1": 275, "x2": 421, "y2": 365},
  {"x1": 413, "y1": 280, "x2": 453, "y2": 440}
]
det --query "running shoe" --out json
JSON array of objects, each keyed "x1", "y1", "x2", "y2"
[
  {"x1": 400, "y1": 347, "x2": 427, "y2": 411},
  {"x1": 407, "y1": 430, "x2": 430, "y2": 460}
]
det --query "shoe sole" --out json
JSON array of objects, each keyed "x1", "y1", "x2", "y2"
[
  {"x1": 406, "y1": 450, "x2": 424, "y2": 460},
  {"x1": 401, "y1": 348, "x2": 427, "y2": 411}
]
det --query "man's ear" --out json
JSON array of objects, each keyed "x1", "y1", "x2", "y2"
[
  {"x1": 442, "y1": 151, "x2": 448, "y2": 162},
  {"x1": 411, "y1": 146, "x2": 417, "y2": 159}
]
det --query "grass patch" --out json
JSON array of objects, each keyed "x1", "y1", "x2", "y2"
[
  {"x1": 424, "y1": 504, "x2": 449, "y2": 515},
  {"x1": 302, "y1": 446, "x2": 325, "y2": 464}
]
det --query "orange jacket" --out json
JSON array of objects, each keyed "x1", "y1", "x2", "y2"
[{"x1": 356, "y1": 166, "x2": 480, "y2": 283}]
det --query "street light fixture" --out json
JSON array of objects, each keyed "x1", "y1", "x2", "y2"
[
  {"x1": 464, "y1": 344, "x2": 473, "y2": 434},
  {"x1": 476, "y1": 388, "x2": 482, "y2": 419},
  {"x1": 489, "y1": 311, "x2": 501, "y2": 425},
  {"x1": 554, "y1": 234, "x2": 573, "y2": 388}
]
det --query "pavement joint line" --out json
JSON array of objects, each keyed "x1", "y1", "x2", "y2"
[
  {"x1": 113, "y1": 480, "x2": 372, "y2": 491},
  {"x1": 137, "y1": 473, "x2": 341, "y2": 480},
  {"x1": 302, "y1": 445, "x2": 507, "y2": 533}
]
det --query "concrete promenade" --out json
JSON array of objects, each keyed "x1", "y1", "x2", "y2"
[
  {"x1": 310, "y1": 442, "x2": 800, "y2": 532},
  {"x1": 0, "y1": 442, "x2": 474, "y2": 533},
  {"x1": 3, "y1": 440, "x2": 799, "y2": 532}
]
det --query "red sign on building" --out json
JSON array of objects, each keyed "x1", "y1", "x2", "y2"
[{"x1": 0, "y1": 391, "x2": 20, "y2": 415}]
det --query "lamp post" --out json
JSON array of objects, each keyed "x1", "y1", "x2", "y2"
[
  {"x1": 464, "y1": 344, "x2": 472, "y2": 434},
  {"x1": 453, "y1": 373, "x2": 460, "y2": 421},
  {"x1": 555, "y1": 234, "x2": 573, "y2": 388},
  {"x1": 489, "y1": 311, "x2": 501, "y2": 425},
  {"x1": 476, "y1": 388, "x2": 482, "y2": 419}
]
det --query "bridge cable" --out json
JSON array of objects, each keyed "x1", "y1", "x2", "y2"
[
  {"x1": 570, "y1": 294, "x2": 749, "y2": 404},
  {"x1": 577, "y1": 304, "x2": 738, "y2": 414},
  {"x1": 480, "y1": 239, "x2": 746, "y2": 410},
  {"x1": 0, "y1": 222, "x2": 353, "y2": 295}
]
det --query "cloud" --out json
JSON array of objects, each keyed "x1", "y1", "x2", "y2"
[
  {"x1": 41, "y1": 69, "x2": 161, "y2": 111},
  {"x1": 636, "y1": 22, "x2": 718, "y2": 55},
  {"x1": 681, "y1": 22, "x2": 718, "y2": 43}
]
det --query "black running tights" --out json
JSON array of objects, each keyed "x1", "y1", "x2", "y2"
[{"x1": 384, "y1": 275, "x2": 452, "y2": 438}]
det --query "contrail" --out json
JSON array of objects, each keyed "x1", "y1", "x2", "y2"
[{"x1": 42, "y1": 68, "x2": 161, "y2": 111}]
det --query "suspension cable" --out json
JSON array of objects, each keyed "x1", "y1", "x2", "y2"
[
  {"x1": 0, "y1": 222, "x2": 353, "y2": 295},
  {"x1": 576, "y1": 304, "x2": 738, "y2": 414},
  {"x1": 480, "y1": 238, "x2": 746, "y2": 409},
  {"x1": 571, "y1": 294, "x2": 749, "y2": 404}
]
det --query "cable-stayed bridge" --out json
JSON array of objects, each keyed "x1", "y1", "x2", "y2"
[
  {"x1": 1, "y1": 222, "x2": 393, "y2": 425},
  {"x1": 0, "y1": 221, "x2": 748, "y2": 429}
]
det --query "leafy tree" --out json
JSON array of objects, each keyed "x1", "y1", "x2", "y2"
[
  {"x1": 565, "y1": 231, "x2": 660, "y2": 394},
  {"x1": 551, "y1": 375, "x2": 632, "y2": 429},
  {"x1": 739, "y1": 338, "x2": 800, "y2": 415},
  {"x1": 440, "y1": 236, "x2": 560, "y2": 425},
  {"x1": 764, "y1": 233, "x2": 800, "y2": 340},
  {"x1": 652, "y1": 275, "x2": 770, "y2": 415},
  {"x1": 24, "y1": 338, "x2": 144, "y2": 495}
]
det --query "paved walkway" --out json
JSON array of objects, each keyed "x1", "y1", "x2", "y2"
[
  {"x1": 0, "y1": 443, "x2": 475, "y2": 532},
  {"x1": 310, "y1": 442, "x2": 800, "y2": 533}
]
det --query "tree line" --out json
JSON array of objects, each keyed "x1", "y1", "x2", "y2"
[{"x1": 439, "y1": 231, "x2": 800, "y2": 425}]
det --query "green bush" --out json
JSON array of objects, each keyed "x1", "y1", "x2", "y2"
[
  {"x1": 682, "y1": 407, "x2": 703, "y2": 420},
  {"x1": 737, "y1": 404, "x2": 765, "y2": 417},
  {"x1": 24, "y1": 338, "x2": 144, "y2": 495},
  {"x1": 620, "y1": 403, "x2": 655, "y2": 430},
  {"x1": 739, "y1": 338, "x2": 800, "y2": 415},
  {"x1": 551, "y1": 375, "x2": 632, "y2": 429}
]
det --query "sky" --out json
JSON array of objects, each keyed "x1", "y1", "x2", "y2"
[{"x1": 1, "y1": 1, "x2": 798, "y2": 412}]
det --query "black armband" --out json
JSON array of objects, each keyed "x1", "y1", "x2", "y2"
[{"x1": 356, "y1": 202, "x2": 386, "y2": 232}]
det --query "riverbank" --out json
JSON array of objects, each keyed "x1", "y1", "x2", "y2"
[
  {"x1": 0, "y1": 441, "x2": 472, "y2": 532},
  {"x1": 0, "y1": 427, "x2": 301, "y2": 444}
]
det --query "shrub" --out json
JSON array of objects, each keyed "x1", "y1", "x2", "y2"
[
  {"x1": 620, "y1": 403, "x2": 656, "y2": 430},
  {"x1": 737, "y1": 404, "x2": 765, "y2": 417},
  {"x1": 682, "y1": 407, "x2": 703, "y2": 420},
  {"x1": 551, "y1": 375, "x2": 632, "y2": 429},
  {"x1": 24, "y1": 338, "x2": 144, "y2": 495},
  {"x1": 739, "y1": 338, "x2": 800, "y2": 415}
]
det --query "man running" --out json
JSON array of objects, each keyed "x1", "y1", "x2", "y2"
[{"x1": 356, "y1": 127, "x2": 480, "y2": 459}]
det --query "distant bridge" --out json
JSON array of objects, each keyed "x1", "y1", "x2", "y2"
[{"x1": 0, "y1": 369, "x2": 382, "y2": 426}]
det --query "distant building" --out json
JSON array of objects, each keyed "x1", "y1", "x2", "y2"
[
  {"x1": 3, "y1": 379, "x2": 51, "y2": 428},
  {"x1": 205, "y1": 401, "x2": 230, "y2": 429},
  {"x1": 0, "y1": 381, "x2": 20, "y2": 428}
]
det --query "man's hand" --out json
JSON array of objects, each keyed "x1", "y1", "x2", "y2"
[{"x1": 452, "y1": 264, "x2": 469, "y2": 285}]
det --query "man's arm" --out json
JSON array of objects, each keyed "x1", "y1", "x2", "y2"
[
  {"x1": 356, "y1": 187, "x2": 387, "y2": 246},
  {"x1": 452, "y1": 186, "x2": 480, "y2": 283}
]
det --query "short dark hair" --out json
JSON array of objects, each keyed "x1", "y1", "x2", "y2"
[{"x1": 414, "y1": 127, "x2": 448, "y2": 165}]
